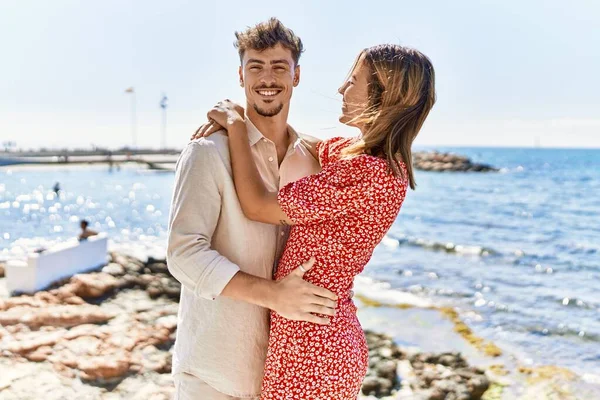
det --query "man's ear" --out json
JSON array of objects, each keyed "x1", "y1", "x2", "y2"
[
  {"x1": 238, "y1": 66, "x2": 244, "y2": 87},
  {"x1": 293, "y1": 65, "x2": 301, "y2": 87}
]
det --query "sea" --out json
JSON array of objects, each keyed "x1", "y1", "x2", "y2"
[{"x1": 1, "y1": 147, "x2": 599, "y2": 380}]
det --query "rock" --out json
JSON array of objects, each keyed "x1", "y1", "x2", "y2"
[
  {"x1": 125, "y1": 262, "x2": 144, "y2": 274},
  {"x1": 3, "y1": 329, "x2": 66, "y2": 354},
  {"x1": 69, "y1": 273, "x2": 120, "y2": 298},
  {"x1": 361, "y1": 376, "x2": 393, "y2": 397},
  {"x1": 24, "y1": 345, "x2": 54, "y2": 362},
  {"x1": 0, "y1": 304, "x2": 114, "y2": 328},
  {"x1": 102, "y1": 263, "x2": 126, "y2": 276},
  {"x1": 146, "y1": 263, "x2": 168, "y2": 274},
  {"x1": 146, "y1": 256, "x2": 166, "y2": 265},
  {"x1": 420, "y1": 369, "x2": 439, "y2": 385},
  {"x1": 466, "y1": 375, "x2": 490, "y2": 398},
  {"x1": 438, "y1": 353, "x2": 468, "y2": 369},
  {"x1": 369, "y1": 355, "x2": 382, "y2": 369},
  {"x1": 133, "y1": 345, "x2": 172, "y2": 373},
  {"x1": 77, "y1": 354, "x2": 131, "y2": 381},
  {"x1": 413, "y1": 151, "x2": 498, "y2": 173},
  {"x1": 0, "y1": 263, "x2": 4, "y2": 278},
  {"x1": 375, "y1": 359, "x2": 398, "y2": 382},
  {"x1": 420, "y1": 388, "x2": 446, "y2": 400},
  {"x1": 377, "y1": 347, "x2": 393, "y2": 358},
  {"x1": 432, "y1": 379, "x2": 461, "y2": 393}
]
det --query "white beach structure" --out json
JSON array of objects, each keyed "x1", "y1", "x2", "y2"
[{"x1": 4, "y1": 234, "x2": 108, "y2": 295}]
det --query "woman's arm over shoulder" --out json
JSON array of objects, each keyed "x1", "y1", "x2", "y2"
[{"x1": 297, "y1": 133, "x2": 321, "y2": 162}]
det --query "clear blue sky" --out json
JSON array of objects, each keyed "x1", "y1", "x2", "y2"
[{"x1": 1, "y1": 0, "x2": 599, "y2": 149}]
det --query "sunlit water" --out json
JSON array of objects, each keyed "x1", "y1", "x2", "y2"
[{"x1": 1, "y1": 147, "x2": 599, "y2": 378}]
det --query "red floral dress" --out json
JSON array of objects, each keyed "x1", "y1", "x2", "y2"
[{"x1": 260, "y1": 137, "x2": 409, "y2": 399}]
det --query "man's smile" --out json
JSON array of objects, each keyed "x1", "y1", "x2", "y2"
[{"x1": 255, "y1": 88, "x2": 283, "y2": 98}]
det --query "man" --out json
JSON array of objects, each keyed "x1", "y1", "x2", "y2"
[
  {"x1": 78, "y1": 219, "x2": 98, "y2": 241},
  {"x1": 167, "y1": 18, "x2": 337, "y2": 400}
]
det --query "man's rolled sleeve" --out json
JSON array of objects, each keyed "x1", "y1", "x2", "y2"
[{"x1": 167, "y1": 140, "x2": 240, "y2": 300}]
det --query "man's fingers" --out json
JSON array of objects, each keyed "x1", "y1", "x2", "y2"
[
  {"x1": 311, "y1": 285, "x2": 338, "y2": 301},
  {"x1": 301, "y1": 313, "x2": 330, "y2": 325},
  {"x1": 295, "y1": 257, "x2": 316, "y2": 277},
  {"x1": 308, "y1": 295, "x2": 337, "y2": 309},
  {"x1": 306, "y1": 304, "x2": 335, "y2": 317}
]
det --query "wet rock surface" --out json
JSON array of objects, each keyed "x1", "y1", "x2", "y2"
[
  {"x1": 0, "y1": 253, "x2": 495, "y2": 399},
  {"x1": 362, "y1": 331, "x2": 490, "y2": 399},
  {"x1": 414, "y1": 152, "x2": 498, "y2": 173}
]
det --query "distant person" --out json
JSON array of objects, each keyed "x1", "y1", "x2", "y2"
[
  {"x1": 78, "y1": 220, "x2": 98, "y2": 241},
  {"x1": 53, "y1": 182, "x2": 60, "y2": 195}
]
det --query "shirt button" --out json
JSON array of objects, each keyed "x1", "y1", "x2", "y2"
[
  {"x1": 268, "y1": 157, "x2": 274, "y2": 162},
  {"x1": 262, "y1": 138, "x2": 268, "y2": 142},
  {"x1": 280, "y1": 231, "x2": 285, "y2": 236}
]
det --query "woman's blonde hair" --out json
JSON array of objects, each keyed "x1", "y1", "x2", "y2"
[{"x1": 342, "y1": 44, "x2": 436, "y2": 189}]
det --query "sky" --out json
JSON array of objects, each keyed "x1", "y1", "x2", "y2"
[{"x1": 1, "y1": 0, "x2": 599, "y2": 150}]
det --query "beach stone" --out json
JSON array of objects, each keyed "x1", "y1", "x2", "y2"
[
  {"x1": 420, "y1": 388, "x2": 446, "y2": 400},
  {"x1": 375, "y1": 359, "x2": 398, "y2": 382},
  {"x1": 146, "y1": 263, "x2": 168, "y2": 274},
  {"x1": 69, "y1": 272, "x2": 120, "y2": 298},
  {"x1": 420, "y1": 369, "x2": 440, "y2": 385},
  {"x1": 77, "y1": 353, "x2": 131, "y2": 381},
  {"x1": 466, "y1": 375, "x2": 490, "y2": 398},
  {"x1": 438, "y1": 353, "x2": 467, "y2": 368},
  {"x1": 2, "y1": 329, "x2": 66, "y2": 354},
  {"x1": 361, "y1": 376, "x2": 393, "y2": 397},
  {"x1": 133, "y1": 345, "x2": 172, "y2": 373},
  {"x1": 377, "y1": 346, "x2": 393, "y2": 358},
  {"x1": 102, "y1": 262, "x2": 126, "y2": 276},
  {"x1": 0, "y1": 304, "x2": 114, "y2": 328}
]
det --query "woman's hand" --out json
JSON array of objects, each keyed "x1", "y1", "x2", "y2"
[{"x1": 190, "y1": 100, "x2": 246, "y2": 140}]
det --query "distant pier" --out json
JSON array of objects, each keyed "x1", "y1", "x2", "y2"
[{"x1": 0, "y1": 150, "x2": 180, "y2": 171}]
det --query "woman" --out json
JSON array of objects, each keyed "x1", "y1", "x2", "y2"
[{"x1": 196, "y1": 44, "x2": 435, "y2": 399}]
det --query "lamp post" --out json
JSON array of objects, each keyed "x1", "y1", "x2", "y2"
[
  {"x1": 124, "y1": 87, "x2": 137, "y2": 149},
  {"x1": 160, "y1": 93, "x2": 168, "y2": 149}
]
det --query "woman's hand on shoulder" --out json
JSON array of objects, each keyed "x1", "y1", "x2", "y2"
[{"x1": 190, "y1": 100, "x2": 246, "y2": 140}]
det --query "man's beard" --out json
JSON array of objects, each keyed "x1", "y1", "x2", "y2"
[{"x1": 253, "y1": 102, "x2": 284, "y2": 117}]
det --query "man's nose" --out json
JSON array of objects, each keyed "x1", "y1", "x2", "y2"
[{"x1": 259, "y1": 70, "x2": 277, "y2": 86}]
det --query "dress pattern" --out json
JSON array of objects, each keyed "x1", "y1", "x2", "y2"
[{"x1": 260, "y1": 137, "x2": 409, "y2": 399}]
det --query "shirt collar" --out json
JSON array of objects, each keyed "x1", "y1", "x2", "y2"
[
  {"x1": 246, "y1": 118, "x2": 264, "y2": 147},
  {"x1": 246, "y1": 117, "x2": 300, "y2": 151}
]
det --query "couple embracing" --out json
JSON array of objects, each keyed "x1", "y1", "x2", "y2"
[{"x1": 167, "y1": 17, "x2": 435, "y2": 400}]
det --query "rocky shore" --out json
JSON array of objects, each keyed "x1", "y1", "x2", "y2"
[
  {"x1": 361, "y1": 331, "x2": 490, "y2": 399},
  {"x1": 0, "y1": 253, "x2": 498, "y2": 399},
  {"x1": 413, "y1": 152, "x2": 498, "y2": 172}
]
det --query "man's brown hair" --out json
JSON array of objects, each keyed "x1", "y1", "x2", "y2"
[{"x1": 234, "y1": 18, "x2": 304, "y2": 65}]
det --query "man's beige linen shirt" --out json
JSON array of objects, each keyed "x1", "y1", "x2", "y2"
[{"x1": 167, "y1": 119, "x2": 321, "y2": 398}]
